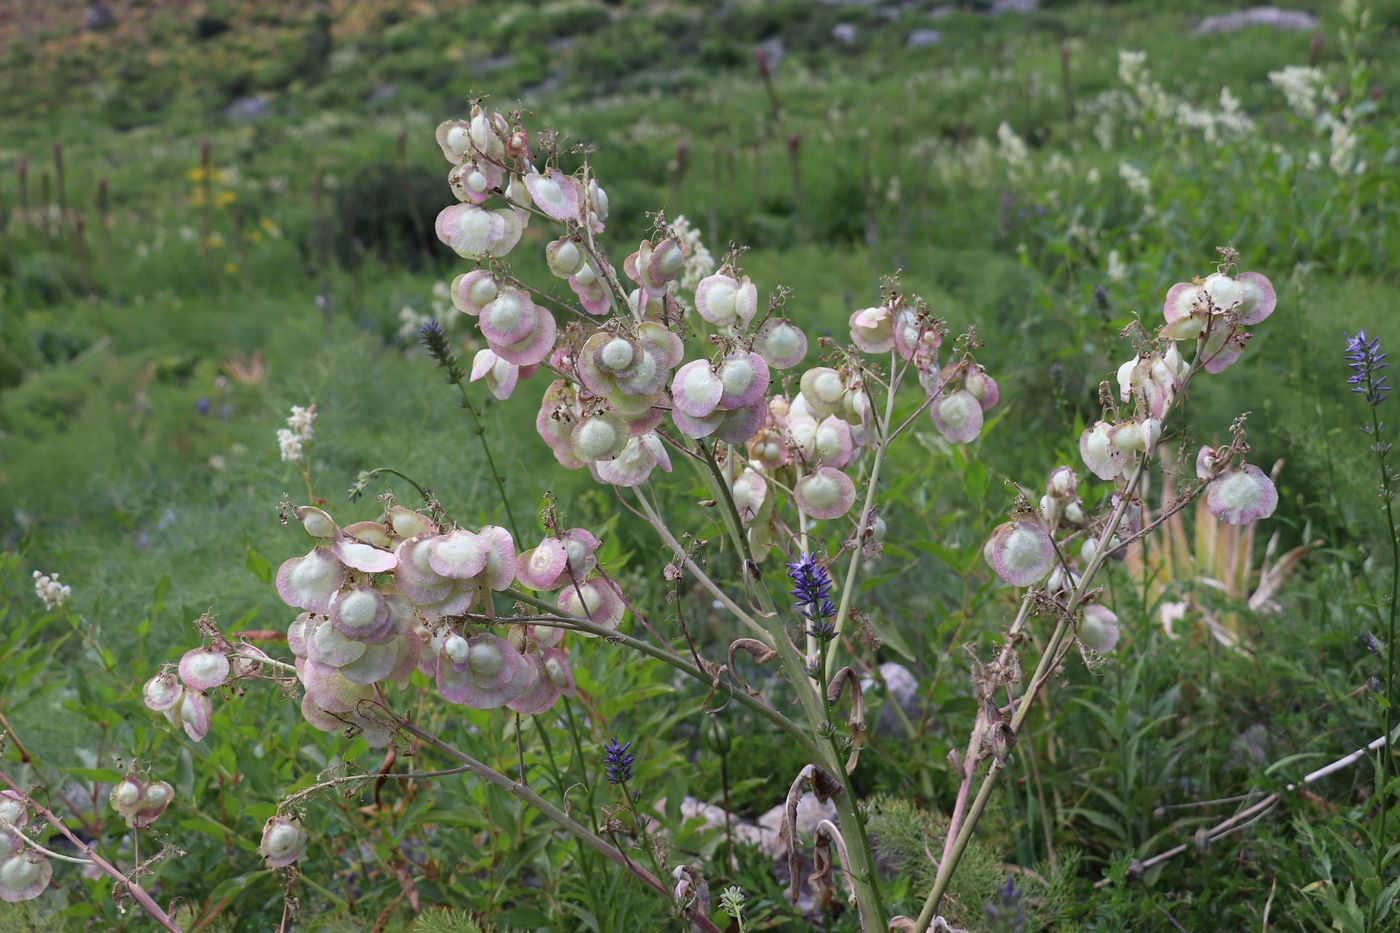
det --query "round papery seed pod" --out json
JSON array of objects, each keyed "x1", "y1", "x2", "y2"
[
  {"x1": 179, "y1": 647, "x2": 231, "y2": 692},
  {"x1": 547, "y1": 238, "x2": 585, "y2": 278},
  {"x1": 297, "y1": 506, "x2": 337, "y2": 539},
  {"x1": 260, "y1": 816, "x2": 309, "y2": 869},
  {"x1": 1206, "y1": 465, "x2": 1278, "y2": 525},
  {"x1": 143, "y1": 671, "x2": 182, "y2": 712},
  {"x1": 0, "y1": 852, "x2": 52, "y2": 903},
  {"x1": 795, "y1": 467, "x2": 856, "y2": 520},
  {"x1": 599, "y1": 337, "x2": 635, "y2": 372},
  {"x1": 388, "y1": 506, "x2": 436, "y2": 539},
  {"x1": 0, "y1": 793, "x2": 25, "y2": 831},
  {"x1": 985, "y1": 519, "x2": 1055, "y2": 588},
  {"x1": 1079, "y1": 605, "x2": 1121, "y2": 654},
  {"x1": 111, "y1": 780, "x2": 143, "y2": 817},
  {"x1": 571, "y1": 413, "x2": 628, "y2": 462}
]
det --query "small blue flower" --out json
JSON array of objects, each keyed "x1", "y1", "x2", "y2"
[
  {"x1": 786, "y1": 553, "x2": 836, "y2": 621},
  {"x1": 1346, "y1": 331, "x2": 1389, "y2": 408},
  {"x1": 603, "y1": 737, "x2": 635, "y2": 785}
]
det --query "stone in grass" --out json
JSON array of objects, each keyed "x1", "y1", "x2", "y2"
[
  {"x1": 832, "y1": 23, "x2": 859, "y2": 45},
  {"x1": 1195, "y1": 7, "x2": 1318, "y2": 36}
]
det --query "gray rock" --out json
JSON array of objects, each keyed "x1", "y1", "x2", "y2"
[
  {"x1": 367, "y1": 84, "x2": 398, "y2": 104},
  {"x1": 85, "y1": 2, "x2": 115, "y2": 31},
  {"x1": 832, "y1": 23, "x2": 859, "y2": 44},
  {"x1": 907, "y1": 28, "x2": 942, "y2": 48},
  {"x1": 863, "y1": 661, "x2": 922, "y2": 737},
  {"x1": 1195, "y1": 7, "x2": 1318, "y2": 36},
  {"x1": 477, "y1": 53, "x2": 517, "y2": 73},
  {"x1": 224, "y1": 96, "x2": 273, "y2": 123}
]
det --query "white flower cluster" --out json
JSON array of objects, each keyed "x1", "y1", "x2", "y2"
[
  {"x1": 277, "y1": 404, "x2": 316, "y2": 463},
  {"x1": 1268, "y1": 65, "x2": 1365, "y2": 176},
  {"x1": 32, "y1": 571, "x2": 71, "y2": 610},
  {"x1": 1118, "y1": 162, "x2": 1152, "y2": 199},
  {"x1": 669, "y1": 215, "x2": 715, "y2": 302},
  {"x1": 996, "y1": 122, "x2": 1031, "y2": 175},
  {"x1": 1108, "y1": 51, "x2": 1254, "y2": 147}
]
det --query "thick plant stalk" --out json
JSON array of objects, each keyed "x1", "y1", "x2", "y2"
[
  {"x1": 692, "y1": 442, "x2": 888, "y2": 931},
  {"x1": 392, "y1": 719, "x2": 723, "y2": 933}
]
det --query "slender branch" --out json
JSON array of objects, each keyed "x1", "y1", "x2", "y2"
[{"x1": 1094, "y1": 730, "x2": 1394, "y2": 888}]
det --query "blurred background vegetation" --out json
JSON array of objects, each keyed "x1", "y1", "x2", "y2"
[{"x1": 2, "y1": 0, "x2": 1399, "y2": 930}]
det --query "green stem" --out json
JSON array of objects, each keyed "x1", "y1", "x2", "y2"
[
  {"x1": 1370, "y1": 401, "x2": 1398, "y2": 921},
  {"x1": 454, "y1": 380, "x2": 523, "y2": 543}
]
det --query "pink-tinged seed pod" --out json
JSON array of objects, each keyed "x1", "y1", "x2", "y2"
[
  {"x1": 178, "y1": 647, "x2": 231, "y2": 692},
  {"x1": 642, "y1": 237, "x2": 685, "y2": 293},
  {"x1": 435, "y1": 119, "x2": 472, "y2": 163},
  {"x1": 452, "y1": 269, "x2": 499, "y2": 317},
  {"x1": 306, "y1": 617, "x2": 368, "y2": 668},
  {"x1": 1196, "y1": 445, "x2": 1221, "y2": 480},
  {"x1": 800, "y1": 367, "x2": 846, "y2": 419},
  {"x1": 387, "y1": 506, "x2": 437, "y2": 540},
  {"x1": 110, "y1": 778, "x2": 144, "y2": 820},
  {"x1": 166, "y1": 689, "x2": 213, "y2": 742},
  {"x1": 143, "y1": 671, "x2": 182, "y2": 712},
  {"x1": 671, "y1": 406, "x2": 723, "y2": 440},
  {"x1": 525, "y1": 169, "x2": 581, "y2": 222},
  {"x1": 0, "y1": 851, "x2": 52, "y2": 902},
  {"x1": 1079, "y1": 605, "x2": 1121, "y2": 654},
  {"x1": 963, "y1": 366, "x2": 999, "y2": 411},
  {"x1": 508, "y1": 647, "x2": 576, "y2": 715},
  {"x1": 1048, "y1": 466, "x2": 1077, "y2": 498},
  {"x1": 287, "y1": 613, "x2": 312, "y2": 658},
  {"x1": 1206, "y1": 465, "x2": 1278, "y2": 525},
  {"x1": 470, "y1": 349, "x2": 520, "y2": 401},
  {"x1": 436, "y1": 203, "x2": 503, "y2": 259},
  {"x1": 331, "y1": 538, "x2": 398, "y2": 573},
  {"x1": 557, "y1": 578, "x2": 626, "y2": 633},
  {"x1": 429, "y1": 530, "x2": 489, "y2": 580},
  {"x1": 929, "y1": 389, "x2": 984, "y2": 444},
  {"x1": 571, "y1": 412, "x2": 630, "y2": 462},
  {"x1": 343, "y1": 520, "x2": 394, "y2": 548},
  {"x1": 479, "y1": 288, "x2": 539, "y2": 346},
  {"x1": 570, "y1": 270, "x2": 612, "y2": 315},
  {"x1": 297, "y1": 506, "x2": 337, "y2": 539},
  {"x1": 1079, "y1": 421, "x2": 1126, "y2": 481},
  {"x1": 393, "y1": 537, "x2": 455, "y2": 604},
  {"x1": 0, "y1": 792, "x2": 27, "y2": 833},
  {"x1": 694, "y1": 273, "x2": 741, "y2": 327},
  {"x1": 717, "y1": 352, "x2": 770, "y2": 409},
  {"x1": 849, "y1": 306, "x2": 894, "y2": 353},
  {"x1": 260, "y1": 816, "x2": 308, "y2": 869},
  {"x1": 518, "y1": 538, "x2": 569, "y2": 591},
  {"x1": 1237, "y1": 271, "x2": 1276, "y2": 325},
  {"x1": 232, "y1": 643, "x2": 272, "y2": 677},
  {"x1": 893, "y1": 309, "x2": 940, "y2": 362},
  {"x1": 714, "y1": 402, "x2": 767, "y2": 445},
  {"x1": 491, "y1": 306, "x2": 558, "y2": 367},
  {"x1": 546, "y1": 237, "x2": 585, "y2": 278},
  {"x1": 329, "y1": 586, "x2": 393, "y2": 642},
  {"x1": 671, "y1": 359, "x2": 724, "y2": 418},
  {"x1": 338, "y1": 639, "x2": 402, "y2": 685},
  {"x1": 591, "y1": 433, "x2": 666, "y2": 487},
  {"x1": 437, "y1": 633, "x2": 531, "y2": 708},
  {"x1": 448, "y1": 161, "x2": 491, "y2": 205},
  {"x1": 984, "y1": 518, "x2": 1055, "y2": 587},
  {"x1": 275, "y1": 548, "x2": 346, "y2": 613},
  {"x1": 731, "y1": 468, "x2": 768, "y2": 522},
  {"x1": 130, "y1": 781, "x2": 175, "y2": 829},
  {"x1": 1201, "y1": 328, "x2": 1250, "y2": 375},
  {"x1": 795, "y1": 467, "x2": 857, "y2": 520},
  {"x1": 756, "y1": 318, "x2": 808, "y2": 369},
  {"x1": 477, "y1": 525, "x2": 519, "y2": 591}
]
